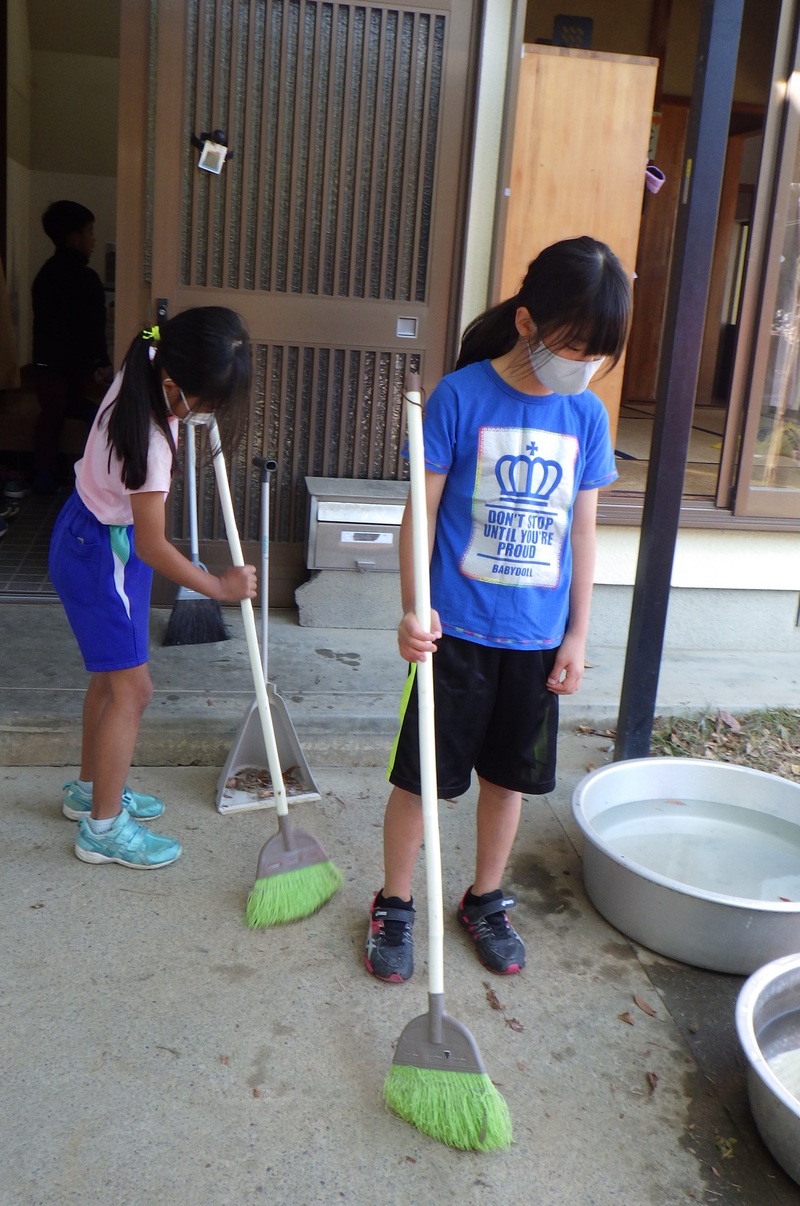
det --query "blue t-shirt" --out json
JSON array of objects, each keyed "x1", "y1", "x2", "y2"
[{"x1": 417, "y1": 360, "x2": 617, "y2": 651}]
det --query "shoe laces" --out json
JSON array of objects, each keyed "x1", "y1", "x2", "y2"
[
  {"x1": 380, "y1": 915, "x2": 412, "y2": 946},
  {"x1": 483, "y1": 908, "x2": 514, "y2": 939},
  {"x1": 374, "y1": 897, "x2": 413, "y2": 946}
]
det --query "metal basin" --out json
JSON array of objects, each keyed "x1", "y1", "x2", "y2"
[
  {"x1": 572, "y1": 757, "x2": 800, "y2": 973},
  {"x1": 736, "y1": 954, "x2": 800, "y2": 1185}
]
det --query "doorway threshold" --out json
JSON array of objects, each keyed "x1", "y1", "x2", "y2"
[{"x1": 0, "y1": 490, "x2": 62, "y2": 599}]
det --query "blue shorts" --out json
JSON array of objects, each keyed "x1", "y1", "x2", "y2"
[{"x1": 49, "y1": 490, "x2": 153, "y2": 673}]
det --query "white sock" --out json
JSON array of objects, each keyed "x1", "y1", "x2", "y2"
[
  {"x1": 77, "y1": 778, "x2": 93, "y2": 796},
  {"x1": 86, "y1": 814, "x2": 118, "y2": 834}
]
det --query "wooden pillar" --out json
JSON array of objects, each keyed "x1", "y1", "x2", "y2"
[
  {"x1": 0, "y1": 0, "x2": 7, "y2": 271},
  {"x1": 114, "y1": 0, "x2": 151, "y2": 366}
]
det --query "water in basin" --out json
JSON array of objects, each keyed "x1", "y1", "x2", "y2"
[
  {"x1": 592, "y1": 797, "x2": 800, "y2": 901},
  {"x1": 760, "y1": 1010, "x2": 800, "y2": 1106}
]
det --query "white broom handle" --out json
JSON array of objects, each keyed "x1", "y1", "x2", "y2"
[
  {"x1": 208, "y1": 419, "x2": 288, "y2": 817},
  {"x1": 405, "y1": 373, "x2": 444, "y2": 998},
  {"x1": 186, "y1": 422, "x2": 200, "y2": 563}
]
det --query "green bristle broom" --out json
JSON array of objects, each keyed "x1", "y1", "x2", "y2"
[
  {"x1": 383, "y1": 374, "x2": 512, "y2": 1152},
  {"x1": 207, "y1": 418, "x2": 343, "y2": 925}
]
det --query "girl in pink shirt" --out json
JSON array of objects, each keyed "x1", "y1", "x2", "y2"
[{"x1": 49, "y1": 307, "x2": 257, "y2": 869}]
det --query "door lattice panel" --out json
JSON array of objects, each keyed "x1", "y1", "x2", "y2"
[
  {"x1": 148, "y1": 0, "x2": 473, "y2": 567},
  {"x1": 183, "y1": 1, "x2": 444, "y2": 301},
  {"x1": 178, "y1": 346, "x2": 420, "y2": 545}
]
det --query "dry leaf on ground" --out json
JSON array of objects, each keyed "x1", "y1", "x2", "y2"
[
  {"x1": 482, "y1": 980, "x2": 522, "y2": 1031},
  {"x1": 715, "y1": 1134, "x2": 737, "y2": 1160},
  {"x1": 485, "y1": 986, "x2": 504, "y2": 1011}
]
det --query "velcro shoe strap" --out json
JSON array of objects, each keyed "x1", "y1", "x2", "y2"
[
  {"x1": 467, "y1": 894, "x2": 516, "y2": 920},
  {"x1": 373, "y1": 906, "x2": 415, "y2": 923}
]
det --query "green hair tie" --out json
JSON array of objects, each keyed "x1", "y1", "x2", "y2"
[{"x1": 142, "y1": 325, "x2": 160, "y2": 342}]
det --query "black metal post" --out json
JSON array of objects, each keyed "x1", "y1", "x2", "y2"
[{"x1": 614, "y1": 0, "x2": 744, "y2": 760}]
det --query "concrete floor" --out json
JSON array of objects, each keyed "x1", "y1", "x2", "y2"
[{"x1": 3, "y1": 605, "x2": 800, "y2": 1203}]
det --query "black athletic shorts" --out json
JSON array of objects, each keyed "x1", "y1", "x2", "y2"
[{"x1": 388, "y1": 633, "x2": 559, "y2": 798}]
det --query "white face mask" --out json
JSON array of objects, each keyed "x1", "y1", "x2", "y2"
[
  {"x1": 162, "y1": 382, "x2": 185, "y2": 419},
  {"x1": 527, "y1": 340, "x2": 604, "y2": 395},
  {"x1": 162, "y1": 382, "x2": 211, "y2": 425}
]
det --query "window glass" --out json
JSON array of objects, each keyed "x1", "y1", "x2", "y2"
[{"x1": 752, "y1": 172, "x2": 800, "y2": 489}]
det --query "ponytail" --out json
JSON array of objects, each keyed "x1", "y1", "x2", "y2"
[
  {"x1": 456, "y1": 236, "x2": 632, "y2": 372},
  {"x1": 106, "y1": 307, "x2": 252, "y2": 491},
  {"x1": 455, "y1": 296, "x2": 521, "y2": 370},
  {"x1": 106, "y1": 329, "x2": 173, "y2": 490}
]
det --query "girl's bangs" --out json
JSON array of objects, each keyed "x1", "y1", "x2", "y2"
[{"x1": 542, "y1": 296, "x2": 630, "y2": 364}]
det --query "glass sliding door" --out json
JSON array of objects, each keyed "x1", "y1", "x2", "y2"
[{"x1": 733, "y1": 2, "x2": 800, "y2": 517}]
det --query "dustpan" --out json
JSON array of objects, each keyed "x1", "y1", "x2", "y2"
[{"x1": 216, "y1": 456, "x2": 320, "y2": 813}]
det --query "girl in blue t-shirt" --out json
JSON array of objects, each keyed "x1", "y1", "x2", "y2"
[{"x1": 365, "y1": 236, "x2": 632, "y2": 983}]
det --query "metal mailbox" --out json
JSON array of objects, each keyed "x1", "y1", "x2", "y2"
[{"x1": 305, "y1": 477, "x2": 409, "y2": 572}]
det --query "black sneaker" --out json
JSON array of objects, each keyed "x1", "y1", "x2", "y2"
[
  {"x1": 457, "y1": 888, "x2": 526, "y2": 975},
  {"x1": 364, "y1": 892, "x2": 415, "y2": 982}
]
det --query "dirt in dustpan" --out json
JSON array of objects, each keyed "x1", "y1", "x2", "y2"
[{"x1": 225, "y1": 766, "x2": 310, "y2": 800}]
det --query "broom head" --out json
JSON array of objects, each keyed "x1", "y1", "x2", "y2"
[
  {"x1": 163, "y1": 584, "x2": 230, "y2": 646},
  {"x1": 244, "y1": 821, "x2": 343, "y2": 927},
  {"x1": 384, "y1": 996, "x2": 512, "y2": 1151}
]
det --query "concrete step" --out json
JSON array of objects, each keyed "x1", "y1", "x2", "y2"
[{"x1": 4, "y1": 603, "x2": 800, "y2": 767}]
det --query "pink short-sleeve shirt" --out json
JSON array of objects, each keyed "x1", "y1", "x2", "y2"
[{"x1": 75, "y1": 371, "x2": 180, "y2": 525}]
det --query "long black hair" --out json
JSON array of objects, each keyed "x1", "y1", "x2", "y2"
[
  {"x1": 106, "y1": 306, "x2": 252, "y2": 490},
  {"x1": 456, "y1": 236, "x2": 632, "y2": 371}
]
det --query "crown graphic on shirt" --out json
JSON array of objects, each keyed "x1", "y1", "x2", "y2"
[{"x1": 495, "y1": 442, "x2": 562, "y2": 504}]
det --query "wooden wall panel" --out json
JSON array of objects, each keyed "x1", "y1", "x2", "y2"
[{"x1": 496, "y1": 45, "x2": 657, "y2": 441}]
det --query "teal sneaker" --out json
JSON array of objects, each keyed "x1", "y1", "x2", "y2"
[
  {"x1": 74, "y1": 809, "x2": 181, "y2": 869},
  {"x1": 62, "y1": 780, "x2": 165, "y2": 822}
]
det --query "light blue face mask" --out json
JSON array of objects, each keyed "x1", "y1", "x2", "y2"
[{"x1": 527, "y1": 340, "x2": 604, "y2": 395}]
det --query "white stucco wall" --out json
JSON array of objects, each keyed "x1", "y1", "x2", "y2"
[{"x1": 596, "y1": 525, "x2": 800, "y2": 590}]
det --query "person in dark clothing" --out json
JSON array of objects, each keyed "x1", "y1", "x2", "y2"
[{"x1": 31, "y1": 200, "x2": 112, "y2": 493}]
